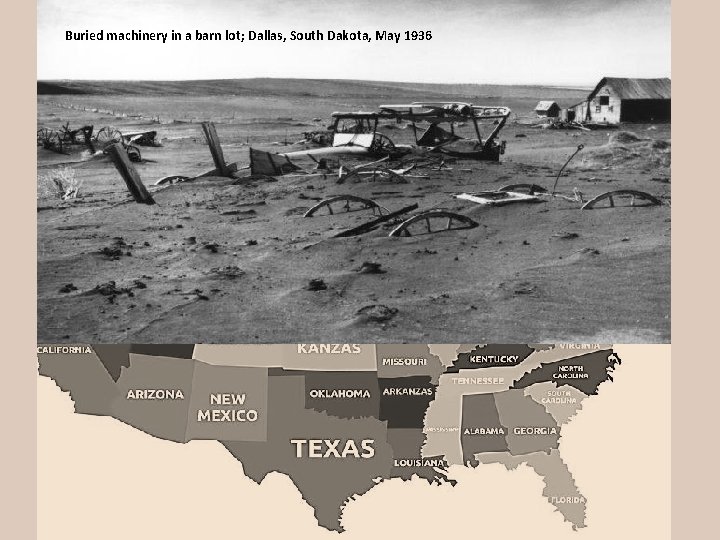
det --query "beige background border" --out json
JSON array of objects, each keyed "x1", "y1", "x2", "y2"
[
  {"x1": 2, "y1": 0, "x2": 37, "y2": 538},
  {"x1": 1, "y1": 0, "x2": 715, "y2": 537}
]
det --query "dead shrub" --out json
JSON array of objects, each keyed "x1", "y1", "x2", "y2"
[{"x1": 38, "y1": 166, "x2": 84, "y2": 200}]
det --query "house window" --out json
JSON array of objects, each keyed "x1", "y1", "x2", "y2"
[
  {"x1": 596, "y1": 106, "x2": 601, "y2": 113},
  {"x1": 599, "y1": 95, "x2": 610, "y2": 106}
]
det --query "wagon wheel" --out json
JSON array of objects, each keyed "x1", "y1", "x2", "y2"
[
  {"x1": 581, "y1": 189, "x2": 662, "y2": 209},
  {"x1": 96, "y1": 126, "x2": 124, "y2": 150},
  {"x1": 371, "y1": 133, "x2": 398, "y2": 155},
  {"x1": 388, "y1": 210, "x2": 479, "y2": 237},
  {"x1": 303, "y1": 195, "x2": 388, "y2": 217},
  {"x1": 126, "y1": 144, "x2": 142, "y2": 162}
]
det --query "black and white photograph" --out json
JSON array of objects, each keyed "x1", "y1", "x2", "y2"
[{"x1": 37, "y1": 0, "x2": 671, "y2": 343}]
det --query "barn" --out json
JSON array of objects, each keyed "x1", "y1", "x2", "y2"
[
  {"x1": 534, "y1": 101, "x2": 561, "y2": 118},
  {"x1": 568, "y1": 77, "x2": 671, "y2": 124}
]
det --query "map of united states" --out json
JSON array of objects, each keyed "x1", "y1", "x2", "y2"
[{"x1": 37, "y1": 343, "x2": 621, "y2": 532}]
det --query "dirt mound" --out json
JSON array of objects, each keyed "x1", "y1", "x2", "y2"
[
  {"x1": 609, "y1": 131, "x2": 646, "y2": 144},
  {"x1": 572, "y1": 136, "x2": 671, "y2": 172}
]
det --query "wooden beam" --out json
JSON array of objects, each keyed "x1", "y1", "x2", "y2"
[
  {"x1": 106, "y1": 143, "x2": 156, "y2": 204},
  {"x1": 201, "y1": 121, "x2": 230, "y2": 176}
]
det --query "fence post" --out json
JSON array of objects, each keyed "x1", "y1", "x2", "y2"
[
  {"x1": 107, "y1": 143, "x2": 156, "y2": 204},
  {"x1": 201, "y1": 121, "x2": 230, "y2": 176}
]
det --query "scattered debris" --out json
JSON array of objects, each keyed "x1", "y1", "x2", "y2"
[
  {"x1": 356, "y1": 304, "x2": 398, "y2": 322},
  {"x1": 154, "y1": 175, "x2": 190, "y2": 186},
  {"x1": 59, "y1": 283, "x2": 78, "y2": 293},
  {"x1": 498, "y1": 183, "x2": 547, "y2": 195},
  {"x1": 84, "y1": 281, "x2": 135, "y2": 303},
  {"x1": 210, "y1": 265, "x2": 244, "y2": 279},
  {"x1": 552, "y1": 231, "x2": 580, "y2": 240},
  {"x1": 307, "y1": 278, "x2": 328, "y2": 291},
  {"x1": 456, "y1": 190, "x2": 542, "y2": 206},
  {"x1": 513, "y1": 283, "x2": 537, "y2": 295},
  {"x1": 357, "y1": 262, "x2": 385, "y2": 274}
]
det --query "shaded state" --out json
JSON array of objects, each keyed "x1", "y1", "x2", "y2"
[
  {"x1": 524, "y1": 382, "x2": 588, "y2": 425},
  {"x1": 422, "y1": 354, "x2": 547, "y2": 464},
  {"x1": 193, "y1": 344, "x2": 377, "y2": 371},
  {"x1": 387, "y1": 428, "x2": 455, "y2": 485},
  {"x1": 476, "y1": 450, "x2": 588, "y2": 530},
  {"x1": 93, "y1": 345, "x2": 196, "y2": 382},
  {"x1": 379, "y1": 376, "x2": 436, "y2": 429},
  {"x1": 495, "y1": 389, "x2": 561, "y2": 456},
  {"x1": 186, "y1": 362, "x2": 268, "y2": 442},
  {"x1": 130, "y1": 344, "x2": 196, "y2": 359},
  {"x1": 376, "y1": 344, "x2": 444, "y2": 383},
  {"x1": 446, "y1": 344, "x2": 535, "y2": 373},
  {"x1": 512, "y1": 349, "x2": 622, "y2": 395},
  {"x1": 221, "y1": 375, "x2": 393, "y2": 532},
  {"x1": 304, "y1": 371, "x2": 380, "y2": 420},
  {"x1": 109, "y1": 353, "x2": 195, "y2": 443},
  {"x1": 38, "y1": 347, "x2": 120, "y2": 414},
  {"x1": 460, "y1": 394, "x2": 508, "y2": 466},
  {"x1": 427, "y1": 344, "x2": 464, "y2": 368},
  {"x1": 92, "y1": 344, "x2": 132, "y2": 382}
]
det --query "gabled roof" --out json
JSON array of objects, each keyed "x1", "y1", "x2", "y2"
[
  {"x1": 590, "y1": 77, "x2": 671, "y2": 100},
  {"x1": 535, "y1": 100, "x2": 559, "y2": 111}
]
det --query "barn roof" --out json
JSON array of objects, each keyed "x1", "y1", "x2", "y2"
[
  {"x1": 534, "y1": 100, "x2": 559, "y2": 111},
  {"x1": 589, "y1": 77, "x2": 671, "y2": 100}
]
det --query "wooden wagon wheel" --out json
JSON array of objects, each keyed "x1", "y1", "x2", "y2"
[
  {"x1": 96, "y1": 126, "x2": 124, "y2": 149},
  {"x1": 126, "y1": 144, "x2": 142, "y2": 162},
  {"x1": 581, "y1": 189, "x2": 662, "y2": 209},
  {"x1": 303, "y1": 195, "x2": 388, "y2": 217},
  {"x1": 388, "y1": 210, "x2": 479, "y2": 237}
]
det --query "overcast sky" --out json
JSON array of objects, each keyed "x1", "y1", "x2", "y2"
[{"x1": 37, "y1": 0, "x2": 671, "y2": 86}]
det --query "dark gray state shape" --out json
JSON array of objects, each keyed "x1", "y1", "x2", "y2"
[
  {"x1": 511, "y1": 349, "x2": 621, "y2": 395},
  {"x1": 92, "y1": 344, "x2": 132, "y2": 382},
  {"x1": 445, "y1": 344, "x2": 535, "y2": 373}
]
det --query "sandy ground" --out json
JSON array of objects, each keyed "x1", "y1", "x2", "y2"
[{"x1": 37, "y1": 88, "x2": 670, "y2": 343}]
